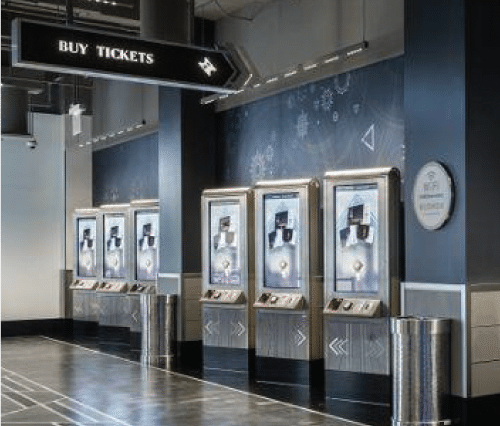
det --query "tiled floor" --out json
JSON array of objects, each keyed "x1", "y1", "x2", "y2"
[{"x1": 1, "y1": 336, "x2": 365, "y2": 426}]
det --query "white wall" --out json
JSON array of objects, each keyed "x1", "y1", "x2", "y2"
[
  {"x1": 92, "y1": 79, "x2": 158, "y2": 140},
  {"x1": 65, "y1": 115, "x2": 93, "y2": 271},
  {"x1": 1, "y1": 114, "x2": 66, "y2": 320}
]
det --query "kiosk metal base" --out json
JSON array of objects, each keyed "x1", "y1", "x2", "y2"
[
  {"x1": 391, "y1": 421, "x2": 452, "y2": 426},
  {"x1": 98, "y1": 325, "x2": 130, "y2": 348},
  {"x1": 203, "y1": 346, "x2": 255, "y2": 374},
  {"x1": 325, "y1": 370, "x2": 391, "y2": 426},
  {"x1": 325, "y1": 396, "x2": 391, "y2": 426},
  {"x1": 255, "y1": 356, "x2": 323, "y2": 387}
]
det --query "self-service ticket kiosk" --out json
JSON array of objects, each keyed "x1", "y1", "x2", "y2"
[
  {"x1": 70, "y1": 208, "x2": 102, "y2": 336},
  {"x1": 323, "y1": 167, "x2": 400, "y2": 418},
  {"x1": 253, "y1": 178, "x2": 321, "y2": 386},
  {"x1": 200, "y1": 188, "x2": 255, "y2": 376},
  {"x1": 98, "y1": 204, "x2": 131, "y2": 344},
  {"x1": 129, "y1": 200, "x2": 159, "y2": 349}
]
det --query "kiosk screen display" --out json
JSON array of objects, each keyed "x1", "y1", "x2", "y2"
[
  {"x1": 77, "y1": 218, "x2": 96, "y2": 277},
  {"x1": 335, "y1": 184, "x2": 379, "y2": 293},
  {"x1": 209, "y1": 201, "x2": 241, "y2": 285},
  {"x1": 104, "y1": 214, "x2": 126, "y2": 279},
  {"x1": 136, "y1": 212, "x2": 159, "y2": 280},
  {"x1": 263, "y1": 193, "x2": 301, "y2": 288}
]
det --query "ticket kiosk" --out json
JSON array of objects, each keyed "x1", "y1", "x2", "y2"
[
  {"x1": 253, "y1": 178, "x2": 321, "y2": 386},
  {"x1": 129, "y1": 200, "x2": 159, "y2": 349},
  {"x1": 322, "y1": 167, "x2": 400, "y2": 421},
  {"x1": 98, "y1": 204, "x2": 131, "y2": 345},
  {"x1": 70, "y1": 208, "x2": 102, "y2": 336},
  {"x1": 200, "y1": 188, "x2": 255, "y2": 376}
]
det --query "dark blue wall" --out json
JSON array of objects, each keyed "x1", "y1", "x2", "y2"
[
  {"x1": 157, "y1": 88, "x2": 217, "y2": 275},
  {"x1": 216, "y1": 57, "x2": 405, "y2": 186},
  {"x1": 404, "y1": 0, "x2": 467, "y2": 284},
  {"x1": 93, "y1": 58, "x2": 404, "y2": 208},
  {"x1": 93, "y1": 133, "x2": 159, "y2": 206}
]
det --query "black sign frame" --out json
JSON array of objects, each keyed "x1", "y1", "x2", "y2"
[{"x1": 12, "y1": 19, "x2": 246, "y2": 94}]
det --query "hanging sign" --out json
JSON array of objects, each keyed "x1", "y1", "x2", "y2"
[
  {"x1": 413, "y1": 161, "x2": 454, "y2": 230},
  {"x1": 12, "y1": 19, "x2": 246, "y2": 94}
]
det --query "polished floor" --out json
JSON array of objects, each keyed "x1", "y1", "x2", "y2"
[{"x1": 1, "y1": 336, "x2": 366, "y2": 426}]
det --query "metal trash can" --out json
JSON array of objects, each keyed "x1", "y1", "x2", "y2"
[
  {"x1": 140, "y1": 294, "x2": 177, "y2": 368},
  {"x1": 391, "y1": 316, "x2": 451, "y2": 426}
]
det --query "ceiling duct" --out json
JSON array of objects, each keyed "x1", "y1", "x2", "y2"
[
  {"x1": 140, "y1": 0, "x2": 193, "y2": 43},
  {"x1": 0, "y1": 84, "x2": 44, "y2": 140},
  {"x1": 1, "y1": 85, "x2": 29, "y2": 135}
]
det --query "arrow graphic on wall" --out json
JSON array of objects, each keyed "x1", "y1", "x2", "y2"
[{"x1": 361, "y1": 124, "x2": 375, "y2": 151}]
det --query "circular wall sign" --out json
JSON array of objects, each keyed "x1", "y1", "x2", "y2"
[{"x1": 413, "y1": 161, "x2": 454, "y2": 230}]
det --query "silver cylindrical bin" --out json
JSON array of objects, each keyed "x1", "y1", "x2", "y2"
[
  {"x1": 140, "y1": 294, "x2": 177, "y2": 368},
  {"x1": 391, "y1": 317, "x2": 451, "y2": 426}
]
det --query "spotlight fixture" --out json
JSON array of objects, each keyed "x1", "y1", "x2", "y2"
[
  {"x1": 303, "y1": 63, "x2": 318, "y2": 71},
  {"x1": 86, "y1": 0, "x2": 120, "y2": 6},
  {"x1": 80, "y1": 120, "x2": 155, "y2": 150}
]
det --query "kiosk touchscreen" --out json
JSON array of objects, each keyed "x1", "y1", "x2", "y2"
[
  {"x1": 70, "y1": 209, "x2": 102, "y2": 331},
  {"x1": 130, "y1": 200, "x2": 159, "y2": 293},
  {"x1": 253, "y1": 178, "x2": 321, "y2": 385},
  {"x1": 71, "y1": 209, "x2": 101, "y2": 289},
  {"x1": 99, "y1": 206, "x2": 130, "y2": 293},
  {"x1": 200, "y1": 188, "x2": 254, "y2": 373},
  {"x1": 323, "y1": 167, "x2": 400, "y2": 409}
]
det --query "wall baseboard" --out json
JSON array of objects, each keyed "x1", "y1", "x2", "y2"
[{"x1": 1, "y1": 319, "x2": 73, "y2": 338}]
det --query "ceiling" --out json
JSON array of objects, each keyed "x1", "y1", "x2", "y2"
[
  {"x1": 194, "y1": 0, "x2": 277, "y2": 21},
  {"x1": 0, "y1": 0, "x2": 279, "y2": 24}
]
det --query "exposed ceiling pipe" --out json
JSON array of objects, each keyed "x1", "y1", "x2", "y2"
[{"x1": 66, "y1": 0, "x2": 74, "y2": 24}]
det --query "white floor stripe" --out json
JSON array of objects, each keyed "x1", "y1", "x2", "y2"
[
  {"x1": 2, "y1": 377, "x2": 35, "y2": 392},
  {"x1": 0, "y1": 383, "x2": 85, "y2": 426},
  {"x1": 1, "y1": 393, "x2": 28, "y2": 410},
  {"x1": 52, "y1": 400, "x2": 98, "y2": 422},
  {"x1": 37, "y1": 336, "x2": 368, "y2": 426},
  {"x1": 1, "y1": 366, "x2": 132, "y2": 426},
  {"x1": 176, "y1": 396, "x2": 221, "y2": 404}
]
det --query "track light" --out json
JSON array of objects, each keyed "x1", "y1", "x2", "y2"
[{"x1": 199, "y1": 41, "x2": 368, "y2": 106}]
